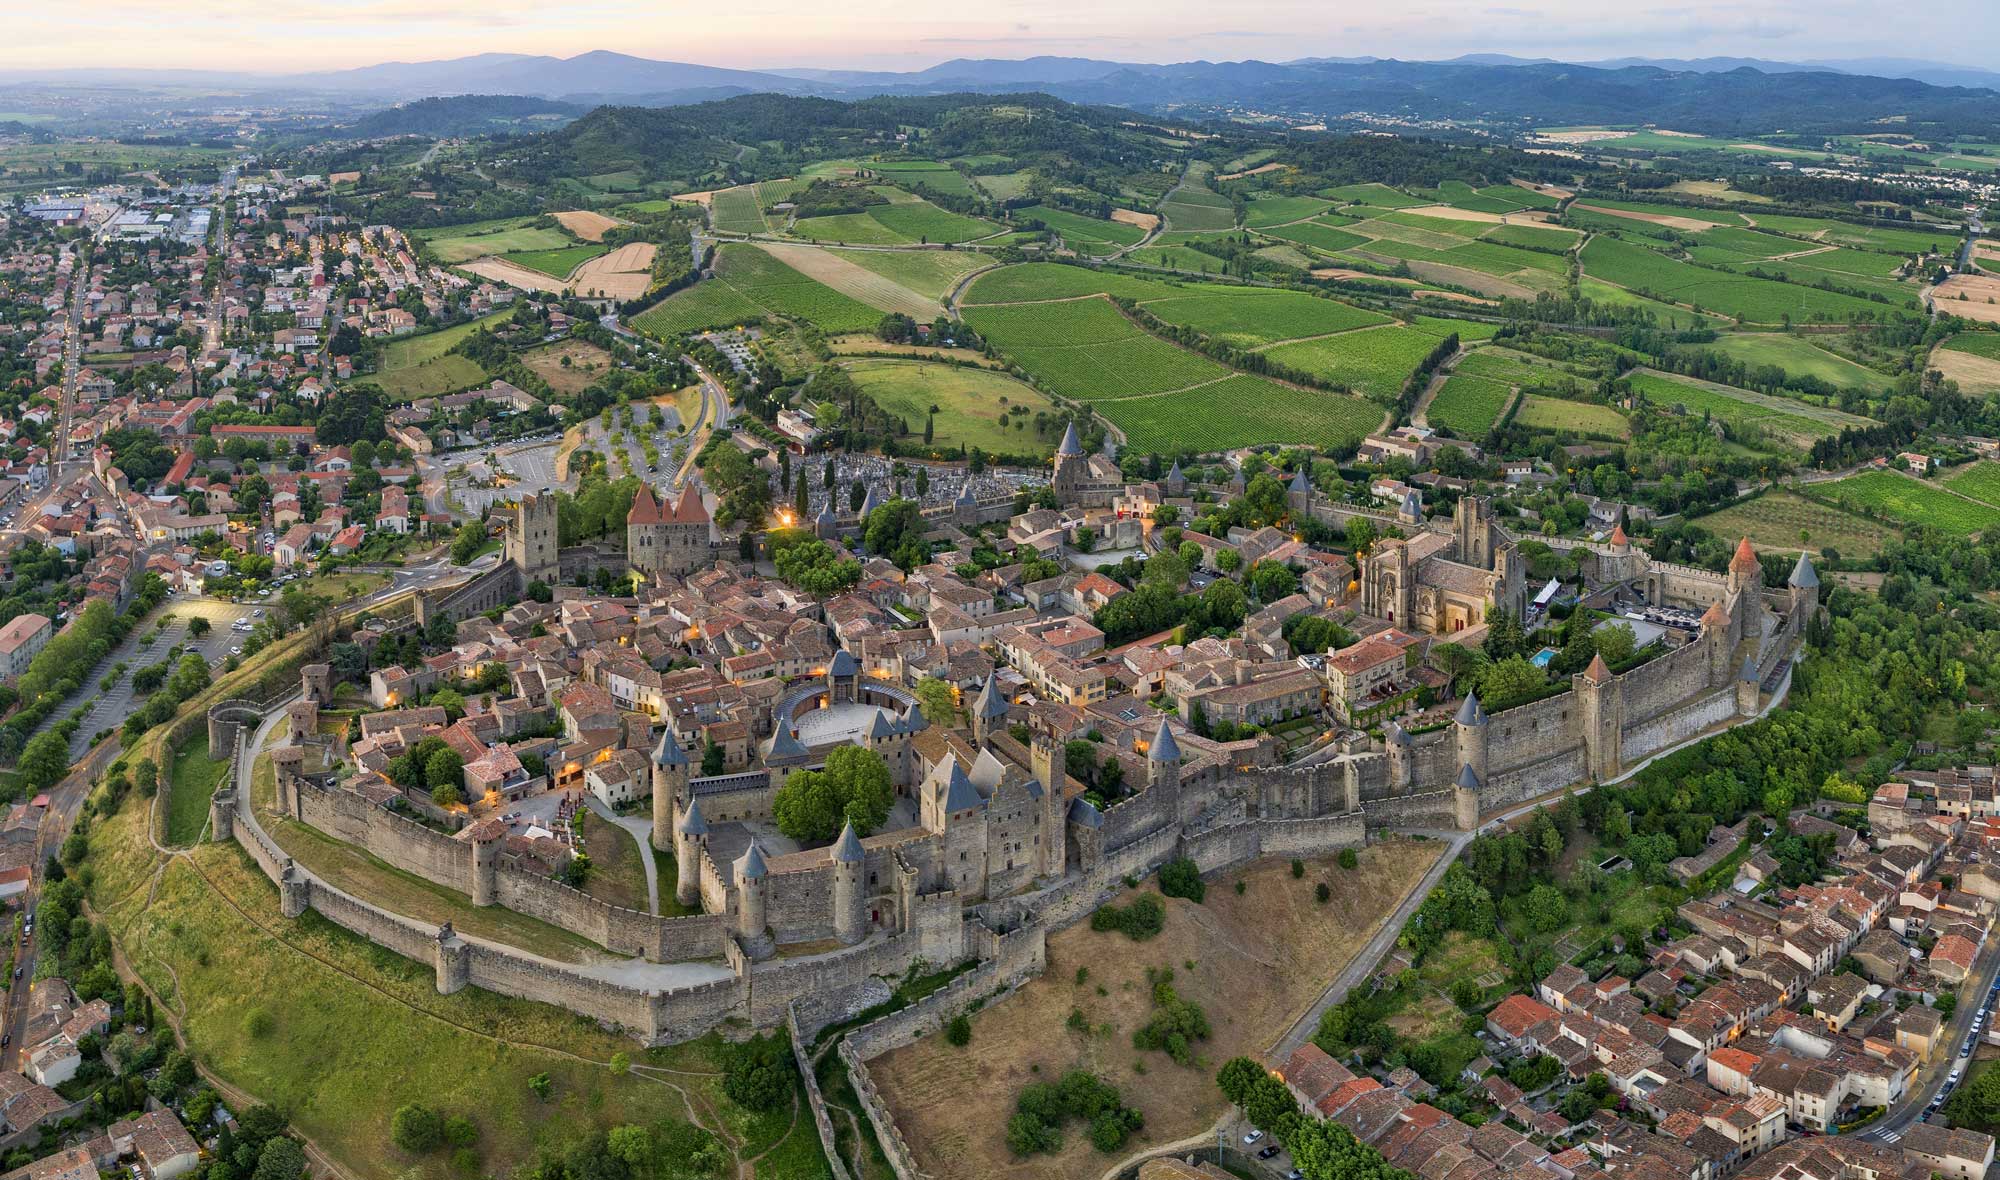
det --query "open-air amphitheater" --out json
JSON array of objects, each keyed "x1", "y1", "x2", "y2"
[{"x1": 193, "y1": 507, "x2": 1812, "y2": 1179}]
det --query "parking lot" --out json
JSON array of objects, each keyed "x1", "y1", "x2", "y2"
[{"x1": 63, "y1": 597, "x2": 260, "y2": 758}]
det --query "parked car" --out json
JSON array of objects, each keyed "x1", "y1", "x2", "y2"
[
  {"x1": 1243, "y1": 1130, "x2": 1264, "y2": 1145},
  {"x1": 1257, "y1": 1145, "x2": 1281, "y2": 1160}
]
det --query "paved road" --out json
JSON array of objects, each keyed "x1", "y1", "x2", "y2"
[
  {"x1": 1860, "y1": 938, "x2": 2000, "y2": 1144},
  {"x1": 583, "y1": 796, "x2": 661, "y2": 917}
]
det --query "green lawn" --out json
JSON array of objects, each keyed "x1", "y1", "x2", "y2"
[
  {"x1": 1514, "y1": 395, "x2": 1630, "y2": 439},
  {"x1": 843, "y1": 358, "x2": 1062, "y2": 457},
  {"x1": 165, "y1": 736, "x2": 230, "y2": 846}
]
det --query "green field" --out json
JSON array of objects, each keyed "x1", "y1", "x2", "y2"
[
  {"x1": 634, "y1": 243, "x2": 882, "y2": 336},
  {"x1": 1701, "y1": 334, "x2": 1894, "y2": 393},
  {"x1": 1692, "y1": 489, "x2": 1898, "y2": 559},
  {"x1": 504, "y1": 244, "x2": 607, "y2": 279},
  {"x1": 1482, "y1": 224, "x2": 1579, "y2": 252},
  {"x1": 1243, "y1": 195, "x2": 1334, "y2": 228},
  {"x1": 1581, "y1": 236, "x2": 1894, "y2": 323},
  {"x1": 1261, "y1": 220, "x2": 1373, "y2": 254},
  {"x1": 1426, "y1": 374, "x2": 1515, "y2": 437},
  {"x1": 1514, "y1": 395, "x2": 1630, "y2": 438},
  {"x1": 1159, "y1": 183, "x2": 1237, "y2": 231},
  {"x1": 870, "y1": 162, "x2": 978, "y2": 197},
  {"x1": 844, "y1": 358, "x2": 1061, "y2": 456},
  {"x1": 166, "y1": 736, "x2": 230, "y2": 846},
  {"x1": 1137, "y1": 289, "x2": 1388, "y2": 347},
  {"x1": 1944, "y1": 333, "x2": 2000, "y2": 360},
  {"x1": 1625, "y1": 370, "x2": 1873, "y2": 450},
  {"x1": 360, "y1": 306, "x2": 516, "y2": 401},
  {"x1": 1012, "y1": 206, "x2": 1147, "y2": 254},
  {"x1": 710, "y1": 185, "x2": 770, "y2": 234},
  {"x1": 1812, "y1": 470, "x2": 2000, "y2": 534},
  {"x1": 1942, "y1": 460, "x2": 2000, "y2": 507},
  {"x1": 1261, "y1": 325, "x2": 1446, "y2": 400},
  {"x1": 1574, "y1": 197, "x2": 1747, "y2": 225},
  {"x1": 966, "y1": 298, "x2": 1230, "y2": 401},
  {"x1": 629, "y1": 281, "x2": 767, "y2": 338},
  {"x1": 1128, "y1": 245, "x2": 1232, "y2": 274},
  {"x1": 1323, "y1": 183, "x2": 1424, "y2": 209},
  {"x1": 416, "y1": 217, "x2": 573, "y2": 264},
  {"x1": 960, "y1": 263, "x2": 1182, "y2": 305},
  {"x1": 839, "y1": 250, "x2": 990, "y2": 301},
  {"x1": 1107, "y1": 376, "x2": 1382, "y2": 453},
  {"x1": 867, "y1": 199, "x2": 1000, "y2": 243}
]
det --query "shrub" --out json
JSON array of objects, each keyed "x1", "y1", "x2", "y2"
[
  {"x1": 1158, "y1": 857, "x2": 1205, "y2": 902},
  {"x1": 1009, "y1": 1071, "x2": 1144, "y2": 1157},
  {"x1": 721, "y1": 1032, "x2": 794, "y2": 1111},
  {"x1": 242, "y1": 1008, "x2": 274, "y2": 1039},
  {"x1": 1090, "y1": 894, "x2": 1165, "y2": 941},
  {"x1": 946, "y1": 1015, "x2": 972, "y2": 1047},
  {"x1": 1316, "y1": 882, "x2": 1332, "y2": 904},
  {"x1": 391, "y1": 1104, "x2": 446, "y2": 1153},
  {"x1": 1339, "y1": 848, "x2": 1359, "y2": 870},
  {"x1": 1133, "y1": 979, "x2": 1211, "y2": 1067},
  {"x1": 1291, "y1": 859, "x2": 1306, "y2": 878}
]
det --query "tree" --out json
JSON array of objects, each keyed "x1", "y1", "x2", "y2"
[
  {"x1": 862, "y1": 499, "x2": 928, "y2": 570},
  {"x1": 251, "y1": 1136, "x2": 307, "y2": 1180},
  {"x1": 1475, "y1": 655, "x2": 1549, "y2": 710},
  {"x1": 1594, "y1": 621, "x2": 1638, "y2": 664},
  {"x1": 768, "y1": 529, "x2": 860, "y2": 597},
  {"x1": 701, "y1": 739, "x2": 725, "y2": 776},
  {"x1": 915, "y1": 678, "x2": 958, "y2": 726},
  {"x1": 1524, "y1": 883, "x2": 1569, "y2": 934},
  {"x1": 188, "y1": 616, "x2": 211, "y2": 638},
  {"x1": 18, "y1": 730, "x2": 72, "y2": 792},
  {"x1": 450, "y1": 522, "x2": 487, "y2": 565},
  {"x1": 771, "y1": 747, "x2": 894, "y2": 841},
  {"x1": 391, "y1": 1104, "x2": 447, "y2": 1153}
]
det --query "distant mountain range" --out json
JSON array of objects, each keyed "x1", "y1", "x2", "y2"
[
  {"x1": 15, "y1": 50, "x2": 2000, "y2": 137},
  {"x1": 269, "y1": 50, "x2": 2000, "y2": 104}
]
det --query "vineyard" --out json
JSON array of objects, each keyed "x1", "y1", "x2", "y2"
[
  {"x1": 1243, "y1": 195, "x2": 1335, "y2": 227},
  {"x1": 964, "y1": 298, "x2": 1231, "y2": 401},
  {"x1": 1811, "y1": 471, "x2": 2000, "y2": 535},
  {"x1": 1942, "y1": 460, "x2": 2000, "y2": 507},
  {"x1": 1692, "y1": 490, "x2": 1898, "y2": 559},
  {"x1": 1579, "y1": 235, "x2": 1904, "y2": 322},
  {"x1": 960, "y1": 263, "x2": 1180, "y2": 305},
  {"x1": 1262, "y1": 325, "x2": 1448, "y2": 400},
  {"x1": 631, "y1": 243, "x2": 882, "y2": 336},
  {"x1": 1011, "y1": 205, "x2": 1147, "y2": 254},
  {"x1": 1426, "y1": 374, "x2": 1515, "y2": 437},
  {"x1": 1139, "y1": 289, "x2": 1389, "y2": 347},
  {"x1": 710, "y1": 186, "x2": 770, "y2": 234},
  {"x1": 1109, "y1": 376, "x2": 1382, "y2": 453}
]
